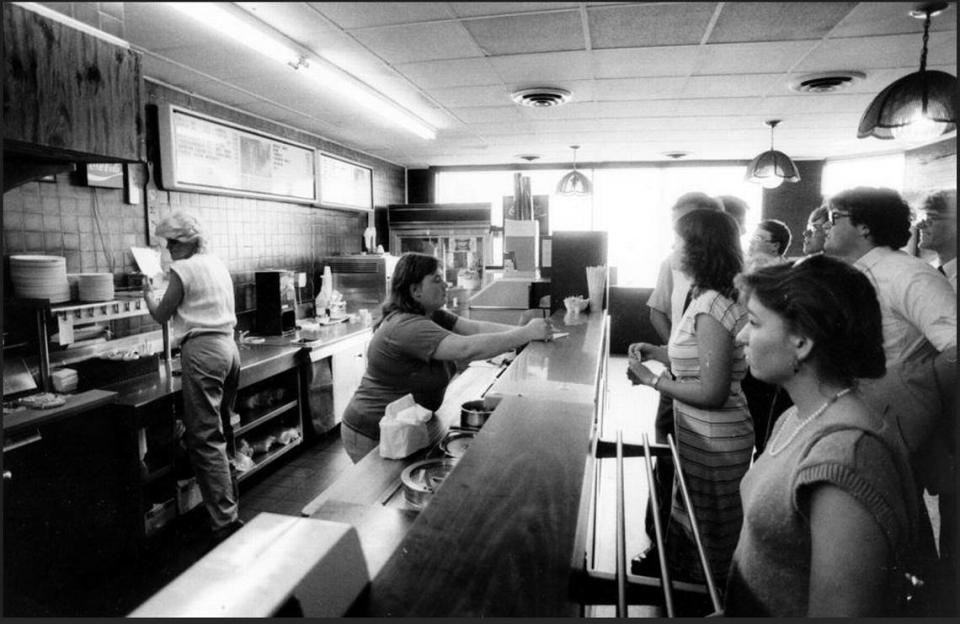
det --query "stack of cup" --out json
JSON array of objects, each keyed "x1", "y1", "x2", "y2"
[{"x1": 586, "y1": 265, "x2": 607, "y2": 312}]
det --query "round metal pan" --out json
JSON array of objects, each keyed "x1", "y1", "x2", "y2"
[
  {"x1": 400, "y1": 458, "x2": 457, "y2": 509},
  {"x1": 440, "y1": 429, "x2": 476, "y2": 459}
]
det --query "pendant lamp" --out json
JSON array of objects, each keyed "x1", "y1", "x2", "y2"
[
  {"x1": 745, "y1": 120, "x2": 801, "y2": 189},
  {"x1": 556, "y1": 145, "x2": 592, "y2": 195},
  {"x1": 858, "y1": 2, "x2": 957, "y2": 141}
]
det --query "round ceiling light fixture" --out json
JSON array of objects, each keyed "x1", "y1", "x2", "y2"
[
  {"x1": 788, "y1": 71, "x2": 866, "y2": 93},
  {"x1": 662, "y1": 151, "x2": 691, "y2": 160},
  {"x1": 511, "y1": 87, "x2": 572, "y2": 108},
  {"x1": 516, "y1": 154, "x2": 541, "y2": 161}
]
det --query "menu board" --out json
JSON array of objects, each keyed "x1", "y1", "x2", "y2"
[
  {"x1": 158, "y1": 104, "x2": 317, "y2": 203},
  {"x1": 319, "y1": 153, "x2": 373, "y2": 211}
]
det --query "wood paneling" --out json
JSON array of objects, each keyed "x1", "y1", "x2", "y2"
[
  {"x1": 903, "y1": 136, "x2": 957, "y2": 204},
  {"x1": 761, "y1": 159, "x2": 825, "y2": 258},
  {"x1": 3, "y1": 3, "x2": 144, "y2": 162}
]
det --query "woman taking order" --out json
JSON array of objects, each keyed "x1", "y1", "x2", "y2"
[
  {"x1": 143, "y1": 211, "x2": 243, "y2": 541},
  {"x1": 627, "y1": 209, "x2": 752, "y2": 586},
  {"x1": 341, "y1": 252, "x2": 553, "y2": 463},
  {"x1": 725, "y1": 255, "x2": 918, "y2": 616}
]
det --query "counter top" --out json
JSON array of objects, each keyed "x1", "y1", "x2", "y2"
[
  {"x1": 304, "y1": 309, "x2": 608, "y2": 616},
  {"x1": 3, "y1": 389, "x2": 117, "y2": 437},
  {"x1": 107, "y1": 321, "x2": 373, "y2": 410}
]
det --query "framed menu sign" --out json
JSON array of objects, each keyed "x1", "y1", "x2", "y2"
[
  {"x1": 158, "y1": 104, "x2": 317, "y2": 203},
  {"x1": 319, "y1": 153, "x2": 373, "y2": 211}
]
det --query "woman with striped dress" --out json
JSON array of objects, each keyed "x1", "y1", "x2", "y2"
[{"x1": 628, "y1": 208, "x2": 752, "y2": 587}]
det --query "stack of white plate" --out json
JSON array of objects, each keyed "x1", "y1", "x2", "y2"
[
  {"x1": 9, "y1": 255, "x2": 70, "y2": 303},
  {"x1": 78, "y1": 273, "x2": 115, "y2": 302}
]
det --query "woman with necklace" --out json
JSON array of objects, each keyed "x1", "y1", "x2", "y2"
[{"x1": 724, "y1": 254, "x2": 919, "y2": 616}]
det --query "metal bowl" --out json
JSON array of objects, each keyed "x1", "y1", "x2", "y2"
[
  {"x1": 440, "y1": 429, "x2": 476, "y2": 459},
  {"x1": 460, "y1": 399, "x2": 493, "y2": 429},
  {"x1": 400, "y1": 458, "x2": 457, "y2": 509}
]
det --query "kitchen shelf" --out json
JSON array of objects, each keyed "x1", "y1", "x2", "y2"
[
  {"x1": 234, "y1": 400, "x2": 298, "y2": 436},
  {"x1": 50, "y1": 298, "x2": 150, "y2": 344},
  {"x1": 237, "y1": 438, "x2": 302, "y2": 483}
]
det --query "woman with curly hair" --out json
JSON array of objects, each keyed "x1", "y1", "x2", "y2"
[{"x1": 628, "y1": 209, "x2": 752, "y2": 586}]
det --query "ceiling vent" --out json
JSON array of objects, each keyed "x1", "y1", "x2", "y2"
[
  {"x1": 511, "y1": 87, "x2": 572, "y2": 108},
  {"x1": 788, "y1": 71, "x2": 866, "y2": 93}
]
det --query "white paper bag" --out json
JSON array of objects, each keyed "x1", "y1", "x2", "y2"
[{"x1": 379, "y1": 394, "x2": 441, "y2": 459}]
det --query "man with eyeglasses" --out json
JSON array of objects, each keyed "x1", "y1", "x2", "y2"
[
  {"x1": 823, "y1": 186, "x2": 955, "y2": 365},
  {"x1": 823, "y1": 186, "x2": 956, "y2": 610},
  {"x1": 801, "y1": 205, "x2": 829, "y2": 255},
  {"x1": 917, "y1": 189, "x2": 957, "y2": 292}
]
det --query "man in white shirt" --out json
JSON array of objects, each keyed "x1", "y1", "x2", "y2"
[
  {"x1": 823, "y1": 187, "x2": 955, "y2": 365},
  {"x1": 824, "y1": 186, "x2": 956, "y2": 601},
  {"x1": 917, "y1": 189, "x2": 957, "y2": 292}
]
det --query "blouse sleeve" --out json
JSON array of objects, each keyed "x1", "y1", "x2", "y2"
[
  {"x1": 792, "y1": 429, "x2": 913, "y2": 557},
  {"x1": 693, "y1": 291, "x2": 744, "y2": 335}
]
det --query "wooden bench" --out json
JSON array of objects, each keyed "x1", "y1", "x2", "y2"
[{"x1": 129, "y1": 512, "x2": 368, "y2": 617}]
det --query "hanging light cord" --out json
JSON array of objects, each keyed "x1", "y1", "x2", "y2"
[{"x1": 919, "y1": 10, "x2": 932, "y2": 113}]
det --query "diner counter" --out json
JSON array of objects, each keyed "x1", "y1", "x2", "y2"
[
  {"x1": 304, "y1": 309, "x2": 608, "y2": 616},
  {"x1": 108, "y1": 319, "x2": 374, "y2": 409}
]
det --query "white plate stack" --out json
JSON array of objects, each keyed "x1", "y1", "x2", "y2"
[
  {"x1": 9, "y1": 255, "x2": 70, "y2": 303},
  {"x1": 78, "y1": 273, "x2": 115, "y2": 302}
]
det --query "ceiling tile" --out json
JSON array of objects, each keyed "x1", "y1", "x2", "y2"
[
  {"x1": 352, "y1": 22, "x2": 485, "y2": 63},
  {"x1": 795, "y1": 32, "x2": 957, "y2": 72},
  {"x1": 396, "y1": 58, "x2": 502, "y2": 88},
  {"x1": 590, "y1": 47, "x2": 701, "y2": 78},
  {"x1": 828, "y1": 2, "x2": 957, "y2": 38},
  {"x1": 588, "y1": 3, "x2": 718, "y2": 48},
  {"x1": 450, "y1": 106, "x2": 524, "y2": 124},
  {"x1": 592, "y1": 76, "x2": 688, "y2": 100},
  {"x1": 431, "y1": 85, "x2": 518, "y2": 108},
  {"x1": 759, "y1": 93, "x2": 875, "y2": 116},
  {"x1": 682, "y1": 73, "x2": 784, "y2": 98},
  {"x1": 309, "y1": 2, "x2": 456, "y2": 29},
  {"x1": 462, "y1": 11, "x2": 584, "y2": 55},
  {"x1": 695, "y1": 41, "x2": 821, "y2": 74},
  {"x1": 708, "y1": 2, "x2": 857, "y2": 43},
  {"x1": 448, "y1": 2, "x2": 581, "y2": 18},
  {"x1": 488, "y1": 51, "x2": 594, "y2": 83}
]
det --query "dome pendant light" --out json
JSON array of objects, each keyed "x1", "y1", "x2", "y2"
[
  {"x1": 858, "y1": 2, "x2": 957, "y2": 141},
  {"x1": 556, "y1": 145, "x2": 592, "y2": 195},
  {"x1": 745, "y1": 120, "x2": 801, "y2": 189}
]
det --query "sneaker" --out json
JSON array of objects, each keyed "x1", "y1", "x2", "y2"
[{"x1": 630, "y1": 546, "x2": 663, "y2": 578}]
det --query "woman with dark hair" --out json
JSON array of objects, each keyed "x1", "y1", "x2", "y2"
[
  {"x1": 340, "y1": 252, "x2": 552, "y2": 462},
  {"x1": 725, "y1": 255, "x2": 918, "y2": 616},
  {"x1": 627, "y1": 209, "x2": 752, "y2": 585}
]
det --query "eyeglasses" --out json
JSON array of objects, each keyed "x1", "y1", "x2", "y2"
[{"x1": 828, "y1": 210, "x2": 851, "y2": 225}]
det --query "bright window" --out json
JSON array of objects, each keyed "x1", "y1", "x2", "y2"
[
  {"x1": 435, "y1": 166, "x2": 762, "y2": 286},
  {"x1": 821, "y1": 153, "x2": 905, "y2": 198}
]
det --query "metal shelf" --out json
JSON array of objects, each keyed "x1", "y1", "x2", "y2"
[{"x1": 51, "y1": 298, "x2": 150, "y2": 344}]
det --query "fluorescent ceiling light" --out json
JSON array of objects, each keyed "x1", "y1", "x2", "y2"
[{"x1": 166, "y1": 2, "x2": 436, "y2": 140}]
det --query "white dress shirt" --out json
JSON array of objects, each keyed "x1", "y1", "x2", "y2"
[{"x1": 854, "y1": 246, "x2": 957, "y2": 365}]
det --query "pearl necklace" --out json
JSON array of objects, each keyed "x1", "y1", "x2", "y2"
[{"x1": 767, "y1": 388, "x2": 853, "y2": 457}]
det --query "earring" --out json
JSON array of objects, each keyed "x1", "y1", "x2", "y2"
[{"x1": 793, "y1": 356, "x2": 801, "y2": 374}]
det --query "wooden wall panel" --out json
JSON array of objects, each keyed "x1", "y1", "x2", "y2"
[{"x1": 3, "y1": 3, "x2": 143, "y2": 161}]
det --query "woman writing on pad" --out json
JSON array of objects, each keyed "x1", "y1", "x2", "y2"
[{"x1": 340, "y1": 252, "x2": 554, "y2": 463}]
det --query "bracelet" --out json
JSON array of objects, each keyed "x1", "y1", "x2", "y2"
[{"x1": 651, "y1": 372, "x2": 663, "y2": 390}]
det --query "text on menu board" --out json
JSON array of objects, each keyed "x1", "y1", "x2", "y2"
[
  {"x1": 319, "y1": 153, "x2": 373, "y2": 211},
  {"x1": 158, "y1": 104, "x2": 317, "y2": 203}
]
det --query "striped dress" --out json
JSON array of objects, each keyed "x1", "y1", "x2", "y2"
[{"x1": 665, "y1": 289, "x2": 753, "y2": 585}]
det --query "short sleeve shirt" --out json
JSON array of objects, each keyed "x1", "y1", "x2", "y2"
[{"x1": 341, "y1": 309, "x2": 458, "y2": 439}]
